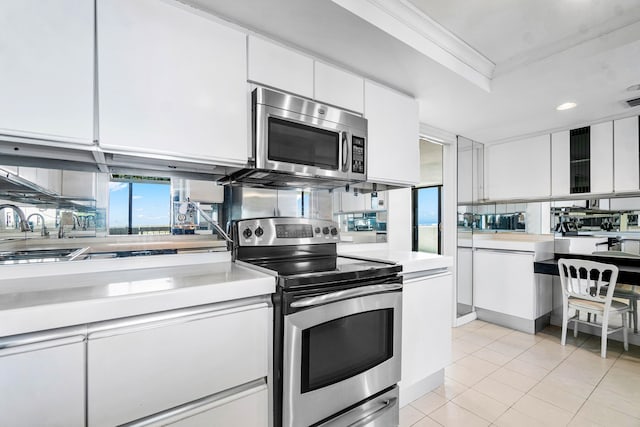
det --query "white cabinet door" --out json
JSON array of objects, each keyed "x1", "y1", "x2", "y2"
[
  {"x1": 98, "y1": 0, "x2": 248, "y2": 165},
  {"x1": 314, "y1": 62, "x2": 364, "y2": 113},
  {"x1": 485, "y1": 135, "x2": 550, "y2": 201},
  {"x1": 614, "y1": 116, "x2": 640, "y2": 193},
  {"x1": 0, "y1": 0, "x2": 94, "y2": 144},
  {"x1": 400, "y1": 272, "x2": 452, "y2": 406},
  {"x1": 364, "y1": 81, "x2": 420, "y2": 186},
  {"x1": 551, "y1": 130, "x2": 570, "y2": 197},
  {"x1": 0, "y1": 335, "x2": 85, "y2": 427},
  {"x1": 590, "y1": 121, "x2": 613, "y2": 194},
  {"x1": 248, "y1": 36, "x2": 314, "y2": 99},
  {"x1": 474, "y1": 249, "x2": 535, "y2": 319},
  {"x1": 87, "y1": 303, "x2": 270, "y2": 427}
]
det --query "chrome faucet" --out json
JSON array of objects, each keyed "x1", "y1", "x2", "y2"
[
  {"x1": 0, "y1": 204, "x2": 30, "y2": 232},
  {"x1": 26, "y1": 213, "x2": 50, "y2": 237},
  {"x1": 183, "y1": 202, "x2": 233, "y2": 247}
]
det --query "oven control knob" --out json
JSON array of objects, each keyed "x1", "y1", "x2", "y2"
[
  {"x1": 330, "y1": 227, "x2": 338, "y2": 236},
  {"x1": 322, "y1": 227, "x2": 330, "y2": 235},
  {"x1": 315, "y1": 227, "x2": 321, "y2": 235},
  {"x1": 242, "y1": 228, "x2": 253, "y2": 239},
  {"x1": 254, "y1": 226, "x2": 264, "y2": 237}
]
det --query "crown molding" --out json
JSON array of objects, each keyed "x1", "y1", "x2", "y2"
[{"x1": 331, "y1": 0, "x2": 494, "y2": 92}]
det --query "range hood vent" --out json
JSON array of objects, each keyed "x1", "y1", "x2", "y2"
[
  {"x1": 626, "y1": 97, "x2": 640, "y2": 107},
  {"x1": 219, "y1": 169, "x2": 363, "y2": 191}
]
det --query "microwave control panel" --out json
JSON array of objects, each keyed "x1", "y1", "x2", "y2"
[{"x1": 352, "y1": 136, "x2": 365, "y2": 174}]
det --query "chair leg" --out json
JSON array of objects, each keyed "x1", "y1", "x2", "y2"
[
  {"x1": 574, "y1": 317, "x2": 579, "y2": 338},
  {"x1": 632, "y1": 298, "x2": 638, "y2": 334},
  {"x1": 561, "y1": 305, "x2": 568, "y2": 346},
  {"x1": 601, "y1": 317, "x2": 609, "y2": 358},
  {"x1": 587, "y1": 313, "x2": 591, "y2": 323},
  {"x1": 622, "y1": 312, "x2": 629, "y2": 352}
]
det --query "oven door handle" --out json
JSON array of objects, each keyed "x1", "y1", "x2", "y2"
[
  {"x1": 348, "y1": 397, "x2": 398, "y2": 427},
  {"x1": 290, "y1": 283, "x2": 402, "y2": 308}
]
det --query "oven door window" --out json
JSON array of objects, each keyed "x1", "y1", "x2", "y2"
[
  {"x1": 268, "y1": 117, "x2": 339, "y2": 170},
  {"x1": 301, "y1": 308, "x2": 394, "y2": 393}
]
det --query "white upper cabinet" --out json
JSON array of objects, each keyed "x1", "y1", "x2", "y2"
[
  {"x1": 551, "y1": 130, "x2": 570, "y2": 197},
  {"x1": 485, "y1": 135, "x2": 550, "y2": 201},
  {"x1": 314, "y1": 62, "x2": 364, "y2": 113},
  {"x1": 552, "y1": 122, "x2": 613, "y2": 196},
  {"x1": 97, "y1": 0, "x2": 248, "y2": 165},
  {"x1": 248, "y1": 36, "x2": 314, "y2": 99},
  {"x1": 614, "y1": 116, "x2": 640, "y2": 193},
  {"x1": 364, "y1": 81, "x2": 420, "y2": 186},
  {"x1": 590, "y1": 121, "x2": 613, "y2": 194},
  {"x1": 0, "y1": 0, "x2": 94, "y2": 144}
]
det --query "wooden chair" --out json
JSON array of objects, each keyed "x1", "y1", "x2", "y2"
[{"x1": 558, "y1": 258, "x2": 629, "y2": 358}]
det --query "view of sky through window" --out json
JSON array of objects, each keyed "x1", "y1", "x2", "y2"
[{"x1": 109, "y1": 181, "x2": 170, "y2": 231}]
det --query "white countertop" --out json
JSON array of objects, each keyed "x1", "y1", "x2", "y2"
[
  {"x1": 0, "y1": 252, "x2": 275, "y2": 337},
  {"x1": 339, "y1": 249, "x2": 453, "y2": 275},
  {"x1": 458, "y1": 233, "x2": 554, "y2": 252}
]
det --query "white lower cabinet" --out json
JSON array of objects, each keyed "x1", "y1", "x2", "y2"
[
  {"x1": 400, "y1": 271, "x2": 452, "y2": 406},
  {"x1": 474, "y1": 249, "x2": 552, "y2": 332},
  {"x1": 87, "y1": 302, "x2": 271, "y2": 427},
  {"x1": 0, "y1": 332, "x2": 85, "y2": 427}
]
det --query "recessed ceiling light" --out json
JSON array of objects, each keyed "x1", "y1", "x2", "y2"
[
  {"x1": 626, "y1": 84, "x2": 640, "y2": 92},
  {"x1": 556, "y1": 102, "x2": 577, "y2": 111}
]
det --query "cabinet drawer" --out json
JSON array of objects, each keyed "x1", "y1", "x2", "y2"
[
  {"x1": 0, "y1": 334, "x2": 85, "y2": 427},
  {"x1": 87, "y1": 302, "x2": 271, "y2": 427}
]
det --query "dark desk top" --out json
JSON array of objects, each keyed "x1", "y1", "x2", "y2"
[{"x1": 534, "y1": 254, "x2": 640, "y2": 286}]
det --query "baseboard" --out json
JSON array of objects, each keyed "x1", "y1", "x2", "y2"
[
  {"x1": 399, "y1": 369, "x2": 444, "y2": 407},
  {"x1": 454, "y1": 311, "x2": 477, "y2": 327},
  {"x1": 476, "y1": 308, "x2": 550, "y2": 334}
]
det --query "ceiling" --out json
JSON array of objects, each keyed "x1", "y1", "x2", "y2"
[{"x1": 183, "y1": 0, "x2": 640, "y2": 144}]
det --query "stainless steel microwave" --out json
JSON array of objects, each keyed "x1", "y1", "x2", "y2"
[{"x1": 252, "y1": 87, "x2": 367, "y2": 183}]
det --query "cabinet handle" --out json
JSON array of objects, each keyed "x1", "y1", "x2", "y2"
[
  {"x1": 88, "y1": 299, "x2": 269, "y2": 340},
  {"x1": 0, "y1": 335, "x2": 85, "y2": 357}
]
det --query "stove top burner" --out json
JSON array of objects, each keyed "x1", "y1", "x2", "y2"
[
  {"x1": 244, "y1": 255, "x2": 401, "y2": 289},
  {"x1": 232, "y1": 217, "x2": 401, "y2": 289}
]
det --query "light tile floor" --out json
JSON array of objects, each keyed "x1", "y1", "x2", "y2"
[{"x1": 400, "y1": 320, "x2": 640, "y2": 426}]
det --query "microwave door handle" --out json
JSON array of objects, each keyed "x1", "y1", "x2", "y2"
[
  {"x1": 290, "y1": 283, "x2": 402, "y2": 308},
  {"x1": 341, "y1": 132, "x2": 349, "y2": 172}
]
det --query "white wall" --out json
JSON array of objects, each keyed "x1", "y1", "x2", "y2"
[{"x1": 387, "y1": 188, "x2": 412, "y2": 251}]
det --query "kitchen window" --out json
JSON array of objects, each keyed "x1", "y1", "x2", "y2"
[{"x1": 108, "y1": 175, "x2": 171, "y2": 235}]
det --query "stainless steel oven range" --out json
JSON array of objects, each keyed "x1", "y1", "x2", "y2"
[{"x1": 232, "y1": 217, "x2": 402, "y2": 427}]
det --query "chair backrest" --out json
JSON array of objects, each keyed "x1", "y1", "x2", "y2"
[{"x1": 557, "y1": 258, "x2": 619, "y2": 305}]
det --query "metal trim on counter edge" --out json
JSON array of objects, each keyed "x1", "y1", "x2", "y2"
[
  {"x1": 121, "y1": 378, "x2": 267, "y2": 427},
  {"x1": 87, "y1": 296, "x2": 271, "y2": 339}
]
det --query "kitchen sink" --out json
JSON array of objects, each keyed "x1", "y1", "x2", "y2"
[
  {"x1": 0, "y1": 248, "x2": 85, "y2": 265},
  {"x1": 0, "y1": 247, "x2": 179, "y2": 264}
]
